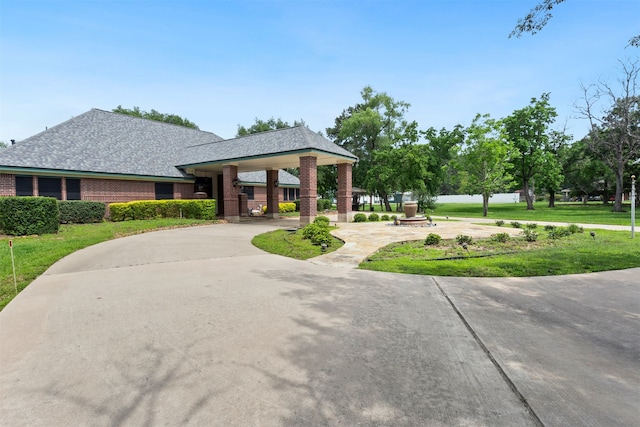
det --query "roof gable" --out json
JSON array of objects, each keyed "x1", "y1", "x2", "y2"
[{"x1": 0, "y1": 109, "x2": 224, "y2": 178}]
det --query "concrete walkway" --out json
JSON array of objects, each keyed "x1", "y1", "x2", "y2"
[{"x1": 1, "y1": 219, "x2": 638, "y2": 426}]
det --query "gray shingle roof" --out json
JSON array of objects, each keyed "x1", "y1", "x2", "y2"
[
  {"x1": 0, "y1": 109, "x2": 224, "y2": 178},
  {"x1": 176, "y1": 125, "x2": 357, "y2": 167},
  {"x1": 0, "y1": 109, "x2": 356, "y2": 184}
]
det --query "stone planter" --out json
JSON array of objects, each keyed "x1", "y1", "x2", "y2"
[{"x1": 404, "y1": 201, "x2": 418, "y2": 218}]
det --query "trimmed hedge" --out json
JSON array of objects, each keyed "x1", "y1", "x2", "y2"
[
  {"x1": 59, "y1": 201, "x2": 106, "y2": 224},
  {"x1": 0, "y1": 196, "x2": 60, "y2": 235},
  {"x1": 279, "y1": 202, "x2": 297, "y2": 213},
  {"x1": 109, "y1": 200, "x2": 217, "y2": 221}
]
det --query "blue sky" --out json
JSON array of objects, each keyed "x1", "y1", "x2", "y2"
[{"x1": 1, "y1": 0, "x2": 638, "y2": 143}]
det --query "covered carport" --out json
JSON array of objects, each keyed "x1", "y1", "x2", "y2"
[{"x1": 176, "y1": 126, "x2": 357, "y2": 225}]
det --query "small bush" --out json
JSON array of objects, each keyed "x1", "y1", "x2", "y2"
[
  {"x1": 278, "y1": 202, "x2": 297, "y2": 213},
  {"x1": 380, "y1": 214, "x2": 390, "y2": 221},
  {"x1": 314, "y1": 216, "x2": 330, "y2": 226},
  {"x1": 511, "y1": 221, "x2": 522, "y2": 229},
  {"x1": 294, "y1": 199, "x2": 300, "y2": 212},
  {"x1": 544, "y1": 224, "x2": 556, "y2": 231},
  {"x1": 424, "y1": 233, "x2": 442, "y2": 245},
  {"x1": 456, "y1": 234, "x2": 473, "y2": 245},
  {"x1": 301, "y1": 222, "x2": 332, "y2": 246},
  {"x1": 548, "y1": 227, "x2": 571, "y2": 240},
  {"x1": 567, "y1": 224, "x2": 584, "y2": 234},
  {"x1": 0, "y1": 196, "x2": 60, "y2": 235},
  {"x1": 353, "y1": 213, "x2": 367, "y2": 222},
  {"x1": 317, "y1": 199, "x2": 332, "y2": 211},
  {"x1": 391, "y1": 215, "x2": 397, "y2": 221},
  {"x1": 495, "y1": 220, "x2": 505, "y2": 227},
  {"x1": 492, "y1": 232, "x2": 510, "y2": 243},
  {"x1": 525, "y1": 223, "x2": 538, "y2": 229},
  {"x1": 59, "y1": 201, "x2": 105, "y2": 224},
  {"x1": 521, "y1": 229, "x2": 538, "y2": 242},
  {"x1": 368, "y1": 213, "x2": 379, "y2": 222}
]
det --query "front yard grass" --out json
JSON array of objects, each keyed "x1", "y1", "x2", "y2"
[
  {"x1": 251, "y1": 227, "x2": 344, "y2": 260},
  {"x1": 0, "y1": 219, "x2": 216, "y2": 311},
  {"x1": 361, "y1": 228, "x2": 640, "y2": 277}
]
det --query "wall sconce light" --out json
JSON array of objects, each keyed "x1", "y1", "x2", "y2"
[
  {"x1": 274, "y1": 180, "x2": 279, "y2": 187},
  {"x1": 232, "y1": 178, "x2": 239, "y2": 187}
]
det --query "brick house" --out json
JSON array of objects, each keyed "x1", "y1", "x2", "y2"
[{"x1": 0, "y1": 109, "x2": 357, "y2": 224}]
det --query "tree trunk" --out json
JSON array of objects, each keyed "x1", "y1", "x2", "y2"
[
  {"x1": 379, "y1": 191, "x2": 392, "y2": 212},
  {"x1": 548, "y1": 190, "x2": 556, "y2": 208},
  {"x1": 523, "y1": 179, "x2": 535, "y2": 210},
  {"x1": 482, "y1": 193, "x2": 489, "y2": 217},
  {"x1": 583, "y1": 193, "x2": 588, "y2": 205},
  {"x1": 613, "y1": 165, "x2": 624, "y2": 212}
]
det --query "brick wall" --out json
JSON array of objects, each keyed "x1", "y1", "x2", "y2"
[
  {"x1": 0, "y1": 174, "x2": 15, "y2": 196},
  {"x1": 82, "y1": 178, "x2": 155, "y2": 203},
  {"x1": 174, "y1": 182, "x2": 194, "y2": 200}
]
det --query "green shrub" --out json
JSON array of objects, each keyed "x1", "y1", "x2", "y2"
[
  {"x1": 525, "y1": 223, "x2": 538, "y2": 229},
  {"x1": 0, "y1": 196, "x2": 60, "y2": 235},
  {"x1": 424, "y1": 233, "x2": 442, "y2": 245},
  {"x1": 109, "y1": 200, "x2": 216, "y2": 221},
  {"x1": 548, "y1": 227, "x2": 571, "y2": 240},
  {"x1": 314, "y1": 215, "x2": 330, "y2": 226},
  {"x1": 456, "y1": 234, "x2": 473, "y2": 245},
  {"x1": 495, "y1": 220, "x2": 505, "y2": 227},
  {"x1": 368, "y1": 213, "x2": 379, "y2": 222},
  {"x1": 492, "y1": 232, "x2": 510, "y2": 243},
  {"x1": 544, "y1": 224, "x2": 556, "y2": 231},
  {"x1": 567, "y1": 224, "x2": 584, "y2": 234},
  {"x1": 521, "y1": 229, "x2": 538, "y2": 242},
  {"x1": 511, "y1": 221, "x2": 522, "y2": 229},
  {"x1": 353, "y1": 213, "x2": 367, "y2": 222},
  {"x1": 58, "y1": 201, "x2": 105, "y2": 224},
  {"x1": 278, "y1": 202, "x2": 297, "y2": 213},
  {"x1": 380, "y1": 214, "x2": 390, "y2": 221},
  {"x1": 294, "y1": 199, "x2": 300, "y2": 211},
  {"x1": 301, "y1": 222, "x2": 332, "y2": 246},
  {"x1": 317, "y1": 199, "x2": 332, "y2": 211}
]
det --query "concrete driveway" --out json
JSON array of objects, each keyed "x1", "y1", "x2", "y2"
[{"x1": 1, "y1": 221, "x2": 638, "y2": 426}]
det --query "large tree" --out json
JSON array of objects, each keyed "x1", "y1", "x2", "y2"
[
  {"x1": 327, "y1": 86, "x2": 414, "y2": 211},
  {"x1": 503, "y1": 93, "x2": 558, "y2": 210},
  {"x1": 458, "y1": 114, "x2": 512, "y2": 216},
  {"x1": 112, "y1": 106, "x2": 199, "y2": 129},
  {"x1": 563, "y1": 137, "x2": 614, "y2": 204},
  {"x1": 578, "y1": 59, "x2": 640, "y2": 212},
  {"x1": 536, "y1": 129, "x2": 571, "y2": 207}
]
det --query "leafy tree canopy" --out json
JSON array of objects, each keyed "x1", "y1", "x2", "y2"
[
  {"x1": 112, "y1": 106, "x2": 199, "y2": 129},
  {"x1": 236, "y1": 117, "x2": 305, "y2": 137}
]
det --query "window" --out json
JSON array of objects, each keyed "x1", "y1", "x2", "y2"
[
  {"x1": 243, "y1": 186, "x2": 254, "y2": 200},
  {"x1": 155, "y1": 182, "x2": 174, "y2": 200},
  {"x1": 38, "y1": 177, "x2": 62, "y2": 199},
  {"x1": 66, "y1": 178, "x2": 81, "y2": 200},
  {"x1": 15, "y1": 176, "x2": 33, "y2": 196},
  {"x1": 284, "y1": 188, "x2": 299, "y2": 201}
]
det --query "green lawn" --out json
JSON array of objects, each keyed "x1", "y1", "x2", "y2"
[
  {"x1": 357, "y1": 201, "x2": 636, "y2": 226},
  {"x1": 0, "y1": 219, "x2": 216, "y2": 311},
  {"x1": 252, "y1": 228, "x2": 343, "y2": 260},
  {"x1": 361, "y1": 228, "x2": 640, "y2": 277},
  {"x1": 431, "y1": 202, "x2": 636, "y2": 225}
]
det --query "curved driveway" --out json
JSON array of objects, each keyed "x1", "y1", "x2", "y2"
[{"x1": 1, "y1": 221, "x2": 638, "y2": 426}]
